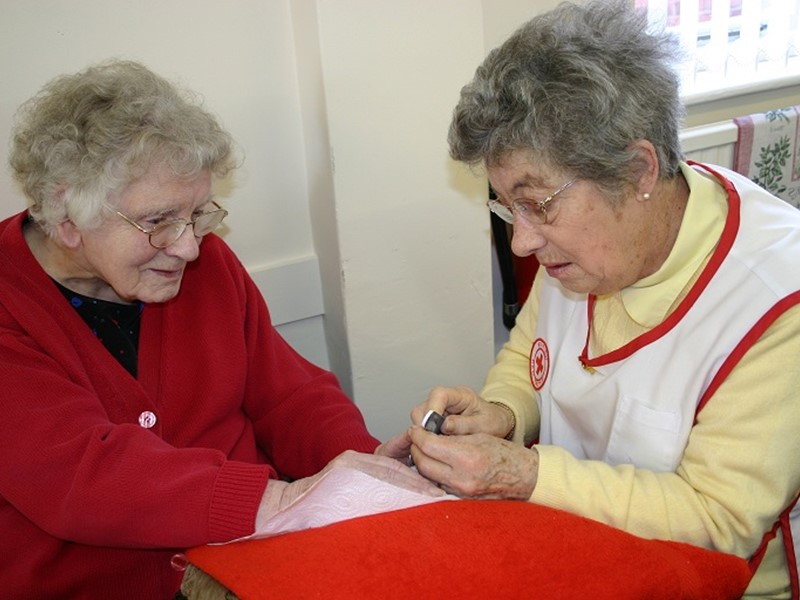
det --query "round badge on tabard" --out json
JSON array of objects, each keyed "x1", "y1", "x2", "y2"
[{"x1": 530, "y1": 338, "x2": 550, "y2": 390}]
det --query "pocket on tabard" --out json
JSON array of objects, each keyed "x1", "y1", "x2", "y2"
[{"x1": 605, "y1": 395, "x2": 683, "y2": 471}]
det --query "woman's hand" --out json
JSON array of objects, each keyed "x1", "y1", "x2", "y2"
[
  {"x1": 374, "y1": 430, "x2": 412, "y2": 462},
  {"x1": 408, "y1": 427, "x2": 538, "y2": 500},
  {"x1": 411, "y1": 386, "x2": 515, "y2": 438}
]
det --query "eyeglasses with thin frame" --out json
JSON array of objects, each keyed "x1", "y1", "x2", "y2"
[
  {"x1": 106, "y1": 201, "x2": 228, "y2": 249},
  {"x1": 488, "y1": 177, "x2": 578, "y2": 225}
]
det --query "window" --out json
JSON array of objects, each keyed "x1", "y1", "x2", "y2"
[{"x1": 636, "y1": 0, "x2": 800, "y2": 102}]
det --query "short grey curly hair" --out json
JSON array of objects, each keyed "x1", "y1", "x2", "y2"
[
  {"x1": 10, "y1": 59, "x2": 237, "y2": 236},
  {"x1": 448, "y1": 0, "x2": 685, "y2": 194}
]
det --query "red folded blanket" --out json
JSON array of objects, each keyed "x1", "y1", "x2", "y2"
[{"x1": 187, "y1": 500, "x2": 751, "y2": 599}]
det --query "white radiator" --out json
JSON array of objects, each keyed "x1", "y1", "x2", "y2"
[{"x1": 680, "y1": 121, "x2": 738, "y2": 167}]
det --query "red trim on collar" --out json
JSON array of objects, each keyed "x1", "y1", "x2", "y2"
[{"x1": 579, "y1": 162, "x2": 741, "y2": 369}]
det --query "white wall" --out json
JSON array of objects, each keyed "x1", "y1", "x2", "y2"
[
  {"x1": 2, "y1": 1, "x2": 799, "y2": 442},
  {"x1": 312, "y1": 0, "x2": 493, "y2": 438},
  {"x1": 0, "y1": 0, "x2": 332, "y2": 366}
]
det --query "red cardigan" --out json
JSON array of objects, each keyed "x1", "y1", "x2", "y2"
[{"x1": 0, "y1": 212, "x2": 379, "y2": 599}]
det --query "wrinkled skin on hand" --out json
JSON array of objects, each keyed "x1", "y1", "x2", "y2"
[
  {"x1": 256, "y1": 449, "x2": 444, "y2": 531},
  {"x1": 395, "y1": 385, "x2": 538, "y2": 500},
  {"x1": 366, "y1": 385, "x2": 539, "y2": 502},
  {"x1": 376, "y1": 385, "x2": 515, "y2": 468},
  {"x1": 408, "y1": 427, "x2": 539, "y2": 500}
]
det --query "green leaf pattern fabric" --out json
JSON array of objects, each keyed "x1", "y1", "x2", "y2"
[{"x1": 734, "y1": 106, "x2": 800, "y2": 208}]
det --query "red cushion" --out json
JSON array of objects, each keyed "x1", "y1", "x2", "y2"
[{"x1": 187, "y1": 500, "x2": 751, "y2": 599}]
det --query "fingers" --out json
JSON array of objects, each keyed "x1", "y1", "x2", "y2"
[
  {"x1": 441, "y1": 401, "x2": 510, "y2": 437},
  {"x1": 410, "y1": 385, "x2": 484, "y2": 430},
  {"x1": 374, "y1": 431, "x2": 412, "y2": 461},
  {"x1": 408, "y1": 385, "x2": 498, "y2": 456},
  {"x1": 407, "y1": 426, "x2": 457, "y2": 488},
  {"x1": 408, "y1": 425, "x2": 478, "y2": 473},
  {"x1": 410, "y1": 402, "x2": 435, "y2": 427},
  {"x1": 407, "y1": 428, "x2": 538, "y2": 500},
  {"x1": 431, "y1": 385, "x2": 482, "y2": 416}
]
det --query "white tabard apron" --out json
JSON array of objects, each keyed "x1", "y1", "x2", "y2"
[{"x1": 531, "y1": 163, "x2": 800, "y2": 592}]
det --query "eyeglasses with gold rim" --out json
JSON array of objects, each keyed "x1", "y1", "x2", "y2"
[
  {"x1": 106, "y1": 201, "x2": 228, "y2": 249},
  {"x1": 488, "y1": 177, "x2": 578, "y2": 225}
]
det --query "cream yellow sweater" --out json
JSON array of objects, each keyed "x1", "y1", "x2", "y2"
[{"x1": 481, "y1": 164, "x2": 800, "y2": 599}]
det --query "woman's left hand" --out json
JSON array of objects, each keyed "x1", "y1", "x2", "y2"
[
  {"x1": 408, "y1": 426, "x2": 539, "y2": 499},
  {"x1": 374, "y1": 431, "x2": 412, "y2": 462}
]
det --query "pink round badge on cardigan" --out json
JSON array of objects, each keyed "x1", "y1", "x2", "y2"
[{"x1": 138, "y1": 411, "x2": 157, "y2": 429}]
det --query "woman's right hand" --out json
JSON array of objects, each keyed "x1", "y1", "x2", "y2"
[{"x1": 411, "y1": 385, "x2": 511, "y2": 438}]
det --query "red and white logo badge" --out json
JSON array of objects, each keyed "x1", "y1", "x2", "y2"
[{"x1": 530, "y1": 338, "x2": 550, "y2": 391}]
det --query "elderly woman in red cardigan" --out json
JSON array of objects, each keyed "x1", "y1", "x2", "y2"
[{"x1": 0, "y1": 59, "x2": 435, "y2": 600}]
